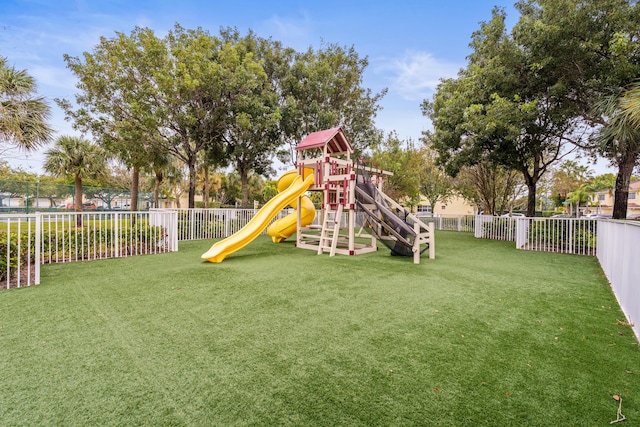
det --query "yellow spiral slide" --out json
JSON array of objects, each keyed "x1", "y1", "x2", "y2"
[{"x1": 201, "y1": 169, "x2": 316, "y2": 263}]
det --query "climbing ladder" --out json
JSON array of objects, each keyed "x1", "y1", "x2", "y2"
[{"x1": 317, "y1": 204, "x2": 343, "y2": 256}]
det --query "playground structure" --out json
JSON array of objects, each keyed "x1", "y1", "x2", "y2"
[{"x1": 201, "y1": 127, "x2": 435, "y2": 264}]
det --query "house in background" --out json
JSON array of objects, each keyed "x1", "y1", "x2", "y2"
[
  {"x1": 590, "y1": 180, "x2": 640, "y2": 217},
  {"x1": 415, "y1": 194, "x2": 476, "y2": 216}
]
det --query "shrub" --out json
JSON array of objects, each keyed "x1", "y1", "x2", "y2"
[
  {"x1": 527, "y1": 219, "x2": 597, "y2": 251},
  {"x1": 0, "y1": 232, "x2": 34, "y2": 282}
]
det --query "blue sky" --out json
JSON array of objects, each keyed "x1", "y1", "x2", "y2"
[{"x1": 4, "y1": 0, "x2": 581, "y2": 176}]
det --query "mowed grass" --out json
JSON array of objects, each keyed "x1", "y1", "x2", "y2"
[{"x1": 0, "y1": 231, "x2": 638, "y2": 426}]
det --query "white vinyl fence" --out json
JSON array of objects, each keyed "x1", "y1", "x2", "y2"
[
  {"x1": 515, "y1": 217, "x2": 598, "y2": 256},
  {"x1": 158, "y1": 208, "x2": 292, "y2": 241},
  {"x1": 1, "y1": 210, "x2": 178, "y2": 289},
  {"x1": 596, "y1": 220, "x2": 640, "y2": 339},
  {"x1": 474, "y1": 215, "x2": 598, "y2": 256},
  {"x1": 418, "y1": 214, "x2": 475, "y2": 232},
  {"x1": 475, "y1": 215, "x2": 517, "y2": 241},
  {"x1": 1, "y1": 213, "x2": 40, "y2": 289}
]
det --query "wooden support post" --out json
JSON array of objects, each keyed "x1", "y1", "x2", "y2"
[
  {"x1": 413, "y1": 221, "x2": 420, "y2": 264},
  {"x1": 429, "y1": 222, "x2": 435, "y2": 259}
]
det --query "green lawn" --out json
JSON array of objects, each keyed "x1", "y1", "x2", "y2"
[{"x1": 1, "y1": 231, "x2": 638, "y2": 426}]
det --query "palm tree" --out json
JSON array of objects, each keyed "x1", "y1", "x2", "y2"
[
  {"x1": 593, "y1": 89, "x2": 640, "y2": 219},
  {"x1": 620, "y1": 82, "x2": 640, "y2": 127},
  {"x1": 0, "y1": 57, "x2": 54, "y2": 153},
  {"x1": 43, "y1": 136, "x2": 107, "y2": 225}
]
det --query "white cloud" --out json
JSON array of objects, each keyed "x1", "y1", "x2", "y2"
[
  {"x1": 382, "y1": 51, "x2": 461, "y2": 101},
  {"x1": 30, "y1": 66, "x2": 76, "y2": 91},
  {"x1": 262, "y1": 13, "x2": 312, "y2": 50}
]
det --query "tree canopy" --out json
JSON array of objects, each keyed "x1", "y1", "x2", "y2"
[
  {"x1": 424, "y1": 1, "x2": 640, "y2": 217},
  {"x1": 58, "y1": 24, "x2": 386, "y2": 208},
  {"x1": 423, "y1": 7, "x2": 580, "y2": 216}
]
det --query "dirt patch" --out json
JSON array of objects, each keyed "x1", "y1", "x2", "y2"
[{"x1": 0, "y1": 265, "x2": 38, "y2": 290}]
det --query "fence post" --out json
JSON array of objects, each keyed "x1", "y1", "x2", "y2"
[
  {"x1": 35, "y1": 213, "x2": 41, "y2": 285},
  {"x1": 167, "y1": 210, "x2": 178, "y2": 252},
  {"x1": 567, "y1": 219, "x2": 574, "y2": 254},
  {"x1": 190, "y1": 209, "x2": 195, "y2": 241},
  {"x1": 429, "y1": 222, "x2": 435, "y2": 260},
  {"x1": 515, "y1": 218, "x2": 529, "y2": 249},
  {"x1": 114, "y1": 213, "x2": 120, "y2": 257}
]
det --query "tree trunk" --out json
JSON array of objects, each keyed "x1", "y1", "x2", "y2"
[
  {"x1": 154, "y1": 171, "x2": 163, "y2": 208},
  {"x1": 241, "y1": 167, "x2": 249, "y2": 209},
  {"x1": 188, "y1": 160, "x2": 196, "y2": 208},
  {"x1": 74, "y1": 174, "x2": 83, "y2": 227},
  {"x1": 525, "y1": 180, "x2": 536, "y2": 217},
  {"x1": 203, "y1": 165, "x2": 210, "y2": 208},
  {"x1": 131, "y1": 166, "x2": 139, "y2": 212},
  {"x1": 612, "y1": 152, "x2": 637, "y2": 219}
]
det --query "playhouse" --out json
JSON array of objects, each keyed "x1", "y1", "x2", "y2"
[{"x1": 201, "y1": 127, "x2": 434, "y2": 264}]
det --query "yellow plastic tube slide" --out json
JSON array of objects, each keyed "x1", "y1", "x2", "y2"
[{"x1": 267, "y1": 170, "x2": 316, "y2": 243}]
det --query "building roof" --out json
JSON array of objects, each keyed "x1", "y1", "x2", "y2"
[{"x1": 295, "y1": 127, "x2": 352, "y2": 155}]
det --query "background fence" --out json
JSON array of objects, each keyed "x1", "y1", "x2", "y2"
[
  {"x1": 0, "y1": 178, "x2": 153, "y2": 212},
  {"x1": 159, "y1": 208, "x2": 294, "y2": 241}
]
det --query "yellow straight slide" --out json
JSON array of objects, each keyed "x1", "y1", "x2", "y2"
[{"x1": 201, "y1": 171, "x2": 315, "y2": 263}]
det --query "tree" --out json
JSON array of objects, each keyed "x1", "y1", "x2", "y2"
[
  {"x1": 621, "y1": 82, "x2": 640, "y2": 127},
  {"x1": 423, "y1": 7, "x2": 579, "y2": 217},
  {"x1": 454, "y1": 162, "x2": 522, "y2": 215},
  {"x1": 261, "y1": 180, "x2": 278, "y2": 204},
  {"x1": 550, "y1": 160, "x2": 593, "y2": 206},
  {"x1": 0, "y1": 56, "x2": 54, "y2": 153},
  {"x1": 217, "y1": 30, "x2": 282, "y2": 208},
  {"x1": 566, "y1": 185, "x2": 592, "y2": 217},
  {"x1": 512, "y1": 0, "x2": 640, "y2": 218},
  {"x1": 279, "y1": 43, "x2": 386, "y2": 162},
  {"x1": 370, "y1": 132, "x2": 421, "y2": 205},
  {"x1": 43, "y1": 136, "x2": 107, "y2": 224},
  {"x1": 418, "y1": 147, "x2": 455, "y2": 215},
  {"x1": 58, "y1": 24, "x2": 234, "y2": 208},
  {"x1": 592, "y1": 89, "x2": 640, "y2": 218}
]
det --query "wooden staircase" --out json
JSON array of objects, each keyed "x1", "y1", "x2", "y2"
[{"x1": 317, "y1": 204, "x2": 343, "y2": 256}]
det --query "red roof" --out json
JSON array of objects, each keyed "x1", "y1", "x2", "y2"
[{"x1": 295, "y1": 127, "x2": 352, "y2": 155}]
